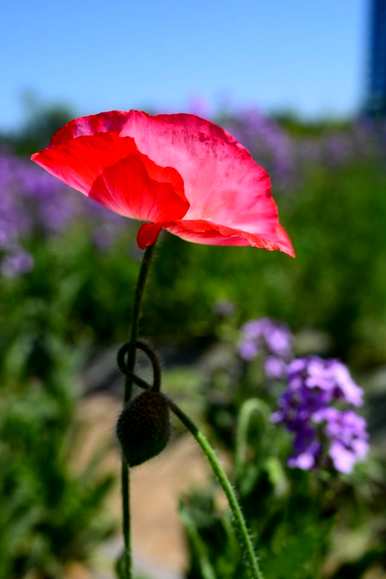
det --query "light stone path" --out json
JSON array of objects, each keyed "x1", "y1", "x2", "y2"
[
  {"x1": 76, "y1": 395, "x2": 213, "y2": 579},
  {"x1": 94, "y1": 539, "x2": 182, "y2": 579}
]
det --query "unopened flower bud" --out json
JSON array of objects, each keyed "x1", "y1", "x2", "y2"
[{"x1": 117, "y1": 391, "x2": 170, "y2": 467}]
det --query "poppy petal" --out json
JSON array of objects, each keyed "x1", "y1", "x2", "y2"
[
  {"x1": 137, "y1": 223, "x2": 163, "y2": 249},
  {"x1": 90, "y1": 155, "x2": 188, "y2": 222},
  {"x1": 31, "y1": 110, "x2": 294, "y2": 255},
  {"x1": 50, "y1": 110, "x2": 129, "y2": 144},
  {"x1": 32, "y1": 131, "x2": 189, "y2": 223},
  {"x1": 165, "y1": 219, "x2": 295, "y2": 257},
  {"x1": 119, "y1": 111, "x2": 293, "y2": 254},
  {"x1": 31, "y1": 133, "x2": 140, "y2": 196}
]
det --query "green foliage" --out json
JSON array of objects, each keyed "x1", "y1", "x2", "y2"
[
  {"x1": 181, "y1": 407, "x2": 332, "y2": 579},
  {"x1": 181, "y1": 403, "x2": 385, "y2": 578},
  {"x1": 1, "y1": 110, "x2": 386, "y2": 576},
  {"x1": 1, "y1": 152, "x2": 386, "y2": 371},
  {"x1": 146, "y1": 159, "x2": 386, "y2": 368},
  {"x1": 179, "y1": 332, "x2": 386, "y2": 579},
  {"x1": 0, "y1": 352, "x2": 115, "y2": 578}
]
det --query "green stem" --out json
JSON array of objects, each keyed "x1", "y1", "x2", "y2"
[
  {"x1": 235, "y1": 399, "x2": 269, "y2": 479},
  {"x1": 124, "y1": 246, "x2": 156, "y2": 403},
  {"x1": 179, "y1": 502, "x2": 217, "y2": 579},
  {"x1": 121, "y1": 245, "x2": 155, "y2": 579},
  {"x1": 166, "y1": 396, "x2": 265, "y2": 579}
]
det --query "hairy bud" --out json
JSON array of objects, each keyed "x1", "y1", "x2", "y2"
[{"x1": 117, "y1": 391, "x2": 170, "y2": 467}]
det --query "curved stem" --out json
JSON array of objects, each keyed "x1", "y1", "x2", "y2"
[
  {"x1": 235, "y1": 399, "x2": 269, "y2": 479},
  {"x1": 134, "y1": 340, "x2": 162, "y2": 391},
  {"x1": 121, "y1": 245, "x2": 155, "y2": 579},
  {"x1": 165, "y1": 396, "x2": 265, "y2": 579},
  {"x1": 118, "y1": 340, "x2": 161, "y2": 391}
]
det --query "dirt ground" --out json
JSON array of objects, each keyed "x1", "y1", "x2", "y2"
[{"x1": 76, "y1": 394, "x2": 213, "y2": 578}]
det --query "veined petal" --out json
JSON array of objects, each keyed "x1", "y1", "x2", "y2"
[
  {"x1": 164, "y1": 219, "x2": 295, "y2": 256},
  {"x1": 120, "y1": 111, "x2": 290, "y2": 244},
  {"x1": 50, "y1": 110, "x2": 129, "y2": 144}
]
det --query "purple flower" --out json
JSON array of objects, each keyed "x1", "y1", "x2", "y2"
[
  {"x1": 239, "y1": 318, "x2": 293, "y2": 362},
  {"x1": 274, "y1": 356, "x2": 369, "y2": 473},
  {"x1": 1, "y1": 249, "x2": 34, "y2": 277},
  {"x1": 239, "y1": 339, "x2": 259, "y2": 361},
  {"x1": 221, "y1": 107, "x2": 295, "y2": 192},
  {"x1": 264, "y1": 356, "x2": 288, "y2": 380},
  {"x1": 286, "y1": 357, "x2": 363, "y2": 407},
  {"x1": 288, "y1": 427, "x2": 321, "y2": 470},
  {"x1": 314, "y1": 408, "x2": 369, "y2": 474},
  {"x1": 0, "y1": 151, "x2": 129, "y2": 277}
]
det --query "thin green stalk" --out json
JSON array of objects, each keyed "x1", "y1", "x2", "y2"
[
  {"x1": 235, "y1": 399, "x2": 269, "y2": 479},
  {"x1": 124, "y1": 246, "x2": 155, "y2": 403},
  {"x1": 166, "y1": 396, "x2": 265, "y2": 579},
  {"x1": 179, "y1": 502, "x2": 217, "y2": 579},
  {"x1": 121, "y1": 245, "x2": 155, "y2": 579}
]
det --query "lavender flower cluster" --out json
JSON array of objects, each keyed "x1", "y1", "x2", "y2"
[
  {"x1": 239, "y1": 317, "x2": 369, "y2": 473},
  {"x1": 223, "y1": 109, "x2": 294, "y2": 192},
  {"x1": 273, "y1": 357, "x2": 369, "y2": 474},
  {"x1": 238, "y1": 317, "x2": 292, "y2": 380},
  {"x1": 0, "y1": 151, "x2": 126, "y2": 278}
]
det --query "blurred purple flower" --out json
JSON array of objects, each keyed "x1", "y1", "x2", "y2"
[
  {"x1": 221, "y1": 107, "x2": 295, "y2": 191},
  {"x1": 314, "y1": 408, "x2": 369, "y2": 474},
  {"x1": 0, "y1": 151, "x2": 128, "y2": 277},
  {"x1": 264, "y1": 356, "x2": 288, "y2": 380},
  {"x1": 287, "y1": 426, "x2": 321, "y2": 470},
  {"x1": 239, "y1": 318, "x2": 293, "y2": 362},
  {"x1": 322, "y1": 134, "x2": 352, "y2": 166},
  {"x1": 274, "y1": 356, "x2": 369, "y2": 473},
  {"x1": 1, "y1": 249, "x2": 34, "y2": 277},
  {"x1": 239, "y1": 339, "x2": 259, "y2": 361}
]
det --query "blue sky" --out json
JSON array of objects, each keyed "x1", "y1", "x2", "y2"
[{"x1": 1, "y1": 0, "x2": 367, "y2": 130}]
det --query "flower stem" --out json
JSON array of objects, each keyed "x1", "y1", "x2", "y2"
[
  {"x1": 235, "y1": 399, "x2": 269, "y2": 479},
  {"x1": 121, "y1": 245, "x2": 155, "y2": 579},
  {"x1": 165, "y1": 396, "x2": 265, "y2": 579},
  {"x1": 179, "y1": 502, "x2": 217, "y2": 579}
]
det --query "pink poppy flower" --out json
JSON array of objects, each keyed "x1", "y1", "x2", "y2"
[{"x1": 31, "y1": 110, "x2": 294, "y2": 256}]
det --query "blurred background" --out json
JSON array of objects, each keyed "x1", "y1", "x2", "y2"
[{"x1": 1, "y1": 1, "x2": 385, "y2": 578}]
